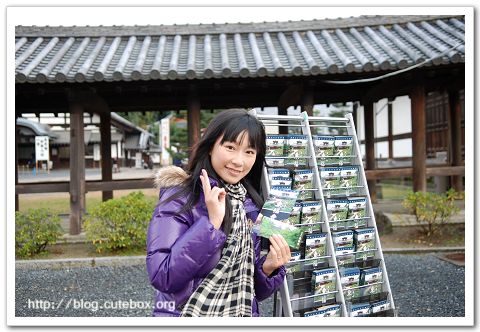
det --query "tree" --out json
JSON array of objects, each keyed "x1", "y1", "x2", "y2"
[
  {"x1": 167, "y1": 111, "x2": 188, "y2": 165},
  {"x1": 201, "y1": 109, "x2": 223, "y2": 128},
  {"x1": 116, "y1": 111, "x2": 160, "y2": 129},
  {"x1": 326, "y1": 103, "x2": 352, "y2": 135},
  {"x1": 118, "y1": 109, "x2": 227, "y2": 165},
  {"x1": 116, "y1": 111, "x2": 163, "y2": 143},
  {"x1": 165, "y1": 109, "x2": 223, "y2": 165}
]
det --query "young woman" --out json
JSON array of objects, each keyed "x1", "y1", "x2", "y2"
[{"x1": 146, "y1": 109, "x2": 291, "y2": 317}]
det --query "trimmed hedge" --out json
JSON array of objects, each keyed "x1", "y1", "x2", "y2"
[
  {"x1": 15, "y1": 208, "x2": 63, "y2": 258},
  {"x1": 83, "y1": 191, "x2": 155, "y2": 253}
]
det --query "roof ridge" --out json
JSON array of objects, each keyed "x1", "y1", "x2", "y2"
[{"x1": 15, "y1": 15, "x2": 464, "y2": 37}]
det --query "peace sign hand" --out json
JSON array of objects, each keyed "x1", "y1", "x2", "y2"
[{"x1": 200, "y1": 169, "x2": 226, "y2": 230}]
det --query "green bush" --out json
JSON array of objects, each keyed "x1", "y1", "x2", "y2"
[
  {"x1": 83, "y1": 191, "x2": 155, "y2": 253},
  {"x1": 402, "y1": 189, "x2": 461, "y2": 236},
  {"x1": 15, "y1": 209, "x2": 63, "y2": 258}
]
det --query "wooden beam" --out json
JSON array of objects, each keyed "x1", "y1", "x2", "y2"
[
  {"x1": 359, "y1": 132, "x2": 411, "y2": 145},
  {"x1": 276, "y1": 84, "x2": 303, "y2": 135},
  {"x1": 364, "y1": 102, "x2": 377, "y2": 201},
  {"x1": 16, "y1": 69, "x2": 463, "y2": 110},
  {"x1": 426, "y1": 165, "x2": 465, "y2": 177},
  {"x1": 17, "y1": 166, "x2": 464, "y2": 194},
  {"x1": 277, "y1": 106, "x2": 289, "y2": 135},
  {"x1": 448, "y1": 90, "x2": 463, "y2": 191},
  {"x1": 100, "y1": 112, "x2": 113, "y2": 201},
  {"x1": 277, "y1": 84, "x2": 302, "y2": 110},
  {"x1": 86, "y1": 179, "x2": 155, "y2": 191},
  {"x1": 410, "y1": 85, "x2": 427, "y2": 192},
  {"x1": 361, "y1": 77, "x2": 411, "y2": 105},
  {"x1": 301, "y1": 89, "x2": 314, "y2": 116},
  {"x1": 16, "y1": 88, "x2": 368, "y2": 114},
  {"x1": 16, "y1": 178, "x2": 156, "y2": 194},
  {"x1": 187, "y1": 88, "x2": 201, "y2": 149},
  {"x1": 16, "y1": 182, "x2": 70, "y2": 194},
  {"x1": 365, "y1": 166, "x2": 465, "y2": 180},
  {"x1": 69, "y1": 102, "x2": 86, "y2": 235}
]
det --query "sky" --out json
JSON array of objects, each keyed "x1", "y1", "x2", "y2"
[
  {"x1": 7, "y1": 4, "x2": 473, "y2": 27},
  {"x1": 10, "y1": 6, "x2": 350, "y2": 26}
]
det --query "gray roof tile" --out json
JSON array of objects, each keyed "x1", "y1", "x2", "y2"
[{"x1": 15, "y1": 15, "x2": 465, "y2": 84}]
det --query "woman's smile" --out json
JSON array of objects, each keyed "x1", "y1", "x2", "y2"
[
  {"x1": 210, "y1": 131, "x2": 257, "y2": 184},
  {"x1": 226, "y1": 167, "x2": 242, "y2": 175}
]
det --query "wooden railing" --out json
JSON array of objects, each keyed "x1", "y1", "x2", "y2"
[
  {"x1": 15, "y1": 166, "x2": 464, "y2": 194},
  {"x1": 364, "y1": 166, "x2": 465, "y2": 180},
  {"x1": 15, "y1": 178, "x2": 155, "y2": 194}
]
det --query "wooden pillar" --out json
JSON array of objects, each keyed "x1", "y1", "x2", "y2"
[
  {"x1": 100, "y1": 112, "x2": 113, "y2": 201},
  {"x1": 69, "y1": 103, "x2": 86, "y2": 235},
  {"x1": 364, "y1": 102, "x2": 377, "y2": 202},
  {"x1": 278, "y1": 106, "x2": 288, "y2": 135},
  {"x1": 301, "y1": 89, "x2": 314, "y2": 116},
  {"x1": 387, "y1": 98, "x2": 394, "y2": 159},
  {"x1": 187, "y1": 89, "x2": 201, "y2": 149},
  {"x1": 15, "y1": 120, "x2": 19, "y2": 211},
  {"x1": 278, "y1": 83, "x2": 302, "y2": 135},
  {"x1": 410, "y1": 85, "x2": 427, "y2": 192},
  {"x1": 448, "y1": 90, "x2": 463, "y2": 191}
]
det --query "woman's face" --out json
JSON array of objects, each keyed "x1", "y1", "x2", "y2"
[{"x1": 210, "y1": 131, "x2": 257, "y2": 184}]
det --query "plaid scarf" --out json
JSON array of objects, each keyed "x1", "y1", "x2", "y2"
[{"x1": 180, "y1": 182, "x2": 255, "y2": 317}]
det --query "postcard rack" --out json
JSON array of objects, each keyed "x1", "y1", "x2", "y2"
[{"x1": 256, "y1": 111, "x2": 397, "y2": 317}]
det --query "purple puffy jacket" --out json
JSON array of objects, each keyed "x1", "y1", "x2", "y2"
[{"x1": 146, "y1": 166, "x2": 286, "y2": 317}]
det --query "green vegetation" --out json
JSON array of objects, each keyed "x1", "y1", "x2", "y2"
[
  {"x1": 310, "y1": 103, "x2": 353, "y2": 136},
  {"x1": 118, "y1": 109, "x2": 224, "y2": 165},
  {"x1": 166, "y1": 113, "x2": 188, "y2": 164},
  {"x1": 83, "y1": 191, "x2": 156, "y2": 253},
  {"x1": 377, "y1": 183, "x2": 413, "y2": 200},
  {"x1": 15, "y1": 208, "x2": 63, "y2": 258},
  {"x1": 167, "y1": 109, "x2": 225, "y2": 164},
  {"x1": 402, "y1": 189, "x2": 462, "y2": 236},
  {"x1": 116, "y1": 111, "x2": 162, "y2": 143},
  {"x1": 19, "y1": 190, "x2": 158, "y2": 215},
  {"x1": 258, "y1": 217, "x2": 303, "y2": 249}
]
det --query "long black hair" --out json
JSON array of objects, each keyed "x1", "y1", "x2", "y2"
[{"x1": 163, "y1": 109, "x2": 266, "y2": 235}]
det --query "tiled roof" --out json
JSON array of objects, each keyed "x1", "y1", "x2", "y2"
[
  {"x1": 50, "y1": 130, "x2": 91, "y2": 146},
  {"x1": 16, "y1": 117, "x2": 58, "y2": 138},
  {"x1": 15, "y1": 15, "x2": 465, "y2": 84},
  {"x1": 124, "y1": 133, "x2": 151, "y2": 150}
]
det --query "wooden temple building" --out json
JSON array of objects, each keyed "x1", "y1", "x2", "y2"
[{"x1": 15, "y1": 15, "x2": 465, "y2": 234}]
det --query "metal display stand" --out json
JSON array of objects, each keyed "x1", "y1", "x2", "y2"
[{"x1": 256, "y1": 111, "x2": 397, "y2": 317}]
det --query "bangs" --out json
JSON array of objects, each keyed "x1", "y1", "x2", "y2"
[{"x1": 219, "y1": 114, "x2": 265, "y2": 151}]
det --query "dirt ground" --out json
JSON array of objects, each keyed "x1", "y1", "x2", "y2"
[{"x1": 379, "y1": 223, "x2": 464, "y2": 249}]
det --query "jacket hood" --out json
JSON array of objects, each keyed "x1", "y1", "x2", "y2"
[{"x1": 154, "y1": 166, "x2": 189, "y2": 189}]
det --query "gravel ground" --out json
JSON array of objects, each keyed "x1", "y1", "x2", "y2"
[
  {"x1": 384, "y1": 254, "x2": 465, "y2": 317},
  {"x1": 15, "y1": 253, "x2": 465, "y2": 317}
]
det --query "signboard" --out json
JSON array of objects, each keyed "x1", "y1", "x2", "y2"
[
  {"x1": 35, "y1": 136, "x2": 49, "y2": 161},
  {"x1": 160, "y1": 117, "x2": 171, "y2": 165},
  {"x1": 135, "y1": 152, "x2": 142, "y2": 168},
  {"x1": 93, "y1": 144, "x2": 100, "y2": 161}
]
